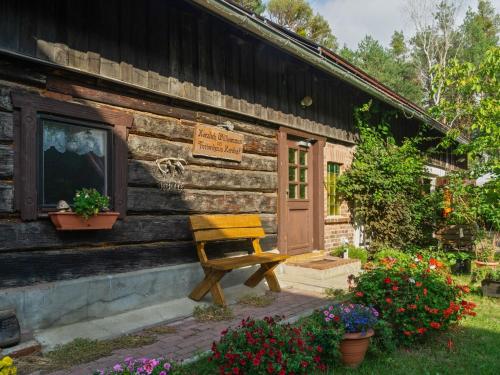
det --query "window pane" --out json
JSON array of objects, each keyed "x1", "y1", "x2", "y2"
[
  {"x1": 327, "y1": 162, "x2": 341, "y2": 215},
  {"x1": 42, "y1": 119, "x2": 108, "y2": 206},
  {"x1": 299, "y1": 150, "x2": 307, "y2": 166},
  {"x1": 288, "y1": 148, "x2": 297, "y2": 164},
  {"x1": 299, "y1": 184, "x2": 307, "y2": 199},
  {"x1": 288, "y1": 184, "x2": 297, "y2": 199},
  {"x1": 299, "y1": 168, "x2": 307, "y2": 182},
  {"x1": 288, "y1": 166, "x2": 297, "y2": 182}
]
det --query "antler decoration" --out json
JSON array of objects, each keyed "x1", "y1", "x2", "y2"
[{"x1": 155, "y1": 157, "x2": 188, "y2": 191}]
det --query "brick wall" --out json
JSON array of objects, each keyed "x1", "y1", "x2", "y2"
[{"x1": 323, "y1": 142, "x2": 356, "y2": 250}]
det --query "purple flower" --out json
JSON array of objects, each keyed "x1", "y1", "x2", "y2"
[
  {"x1": 160, "y1": 372, "x2": 167, "y2": 375},
  {"x1": 164, "y1": 363, "x2": 172, "y2": 371},
  {"x1": 325, "y1": 317, "x2": 330, "y2": 322},
  {"x1": 323, "y1": 310, "x2": 329, "y2": 316},
  {"x1": 113, "y1": 364, "x2": 123, "y2": 372}
]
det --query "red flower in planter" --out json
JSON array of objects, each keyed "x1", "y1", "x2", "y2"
[
  {"x1": 392, "y1": 286, "x2": 399, "y2": 291},
  {"x1": 430, "y1": 322, "x2": 441, "y2": 329},
  {"x1": 384, "y1": 277, "x2": 392, "y2": 284},
  {"x1": 386, "y1": 297, "x2": 393, "y2": 304},
  {"x1": 416, "y1": 281, "x2": 423, "y2": 287}
]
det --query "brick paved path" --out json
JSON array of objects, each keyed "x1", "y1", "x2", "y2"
[{"x1": 47, "y1": 288, "x2": 326, "y2": 375}]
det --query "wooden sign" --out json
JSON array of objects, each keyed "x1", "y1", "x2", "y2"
[{"x1": 192, "y1": 124, "x2": 243, "y2": 162}]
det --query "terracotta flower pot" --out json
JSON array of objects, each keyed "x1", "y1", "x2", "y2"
[
  {"x1": 340, "y1": 329, "x2": 374, "y2": 368},
  {"x1": 48, "y1": 211, "x2": 119, "y2": 230},
  {"x1": 475, "y1": 260, "x2": 499, "y2": 268}
]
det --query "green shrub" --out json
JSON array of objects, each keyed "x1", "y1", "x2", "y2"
[
  {"x1": 352, "y1": 253, "x2": 477, "y2": 345},
  {"x1": 330, "y1": 244, "x2": 368, "y2": 265},
  {"x1": 373, "y1": 247, "x2": 411, "y2": 263}
]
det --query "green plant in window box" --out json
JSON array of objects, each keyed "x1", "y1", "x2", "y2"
[
  {"x1": 73, "y1": 188, "x2": 110, "y2": 220},
  {"x1": 48, "y1": 188, "x2": 118, "y2": 231}
]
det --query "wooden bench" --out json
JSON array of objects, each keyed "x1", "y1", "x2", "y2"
[{"x1": 188, "y1": 214, "x2": 289, "y2": 305}]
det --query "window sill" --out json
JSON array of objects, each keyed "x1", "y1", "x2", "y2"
[{"x1": 325, "y1": 216, "x2": 350, "y2": 224}]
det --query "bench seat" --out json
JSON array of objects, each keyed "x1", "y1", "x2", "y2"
[
  {"x1": 188, "y1": 214, "x2": 289, "y2": 305},
  {"x1": 204, "y1": 253, "x2": 288, "y2": 270}
]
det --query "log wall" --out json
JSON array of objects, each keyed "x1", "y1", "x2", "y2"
[{"x1": 0, "y1": 72, "x2": 279, "y2": 287}]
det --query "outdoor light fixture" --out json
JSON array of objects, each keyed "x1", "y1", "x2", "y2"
[
  {"x1": 297, "y1": 139, "x2": 313, "y2": 148},
  {"x1": 300, "y1": 96, "x2": 313, "y2": 108}
]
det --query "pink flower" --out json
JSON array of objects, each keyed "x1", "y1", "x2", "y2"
[{"x1": 113, "y1": 364, "x2": 123, "y2": 371}]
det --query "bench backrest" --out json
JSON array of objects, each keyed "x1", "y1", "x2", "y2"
[{"x1": 190, "y1": 214, "x2": 265, "y2": 243}]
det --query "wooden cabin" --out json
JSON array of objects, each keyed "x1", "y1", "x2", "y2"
[{"x1": 0, "y1": 0, "x2": 464, "y2": 341}]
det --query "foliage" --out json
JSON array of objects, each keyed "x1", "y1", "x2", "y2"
[
  {"x1": 373, "y1": 247, "x2": 412, "y2": 264},
  {"x1": 94, "y1": 357, "x2": 172, "y2": 375},
  {"x1": 321, "y1": 303, "x2": 379, "y2": 334},
  {"x1": 0, "y1": 357, "x2": 16, "y2": 375},
  {"x1": 73, "y1": 188, "x2": 110, "y2": 219},
  {"x1": 233, "y1": 0, "x2": 266, "y2": 15},
  {"x1": 337, "y1": 102, "x2": 441, "y2": 250},
  {"x1": 352, "y1": 254, "x2": 476, "y2": 345},
  {"x1": 340, "y1": 34, "x2": 422, "y2": 103},
  {"x1": 330, "y1": 244, "x2": 368, "y2": 265},
  {"x1": 266, "y1": 0, "x2": 337, "y2": 49},
  {"x1": 209, "y1": 316, "x2": 325, "y2": 374},
  {"x1": 193, "y1": 304, "x2": 234, "y2": 322},
  {"x1": 459, "y1": 0, "x2": 500, "y2": 66},
  {"x1": 471, "y1": 268, "x2": 500, "y2": 284}
]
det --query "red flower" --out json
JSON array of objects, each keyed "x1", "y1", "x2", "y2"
[
  {"x1": 423, "y1": 288, "x2": 428, "y2": 296},
  {"x1": 403, "y1": 331, "x2": 412, "y2": 336},
  {"x1": 279, "y1": 370, "x2": 286, "y2": 375},
  {"x1": 384, "y1": 277, "x2": 392, "y2": 284},
  {"x1": 417, "y1": 327, "x2": 427, "y2": 334},
  {"x1": 386, "y1": 297, "x2": 393, "y2": 304},
  {"x1": 417, "y1": 254, "x2": 423, "y2": 261},
  {"x1": 446, "y1": 276, "x2": 453, "y2": 285},
  {"x1": 334, "y1": 316, "x2": 340, "y2": 322},
  {"x1": 253, "y1": 358, "x2": 261, "y2": 366},
  {"x1": 430, "y1": 322, "x2": 441, "y2": 329},
  {"x1": 232, "y1": 368, "x2": 240, "y2": 374},
  {"x1": 397, "y1": 307, "x2": 406, "y2": 313},
  {"x1": 355, "y1": 291, "x2": 364, "y2": 297},
  {"x1": 416, "y1": 281, "x2": 422, "y2": 287},
  {"x1": 392, "y1": 285, "x2": 399, "y2": 291},
  {"x1": 301, "y1": 360, "x2": 309, "y2": 368}
]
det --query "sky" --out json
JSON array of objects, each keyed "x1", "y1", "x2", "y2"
[{"x1": 310, "y1": 0, "x2": 500, "y2": 49}]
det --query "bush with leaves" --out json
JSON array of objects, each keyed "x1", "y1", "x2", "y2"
[
  {"x1": 210, "y1": 317, "x2": 325, "y2": 374},
  {"x1": 352, "y1": 253, "x2": 476, "y2": 345},
  {"x1": 337, "y1": 102, "x2": 442, "y2": 251},
  {"x1": 73, "y1": 188, "x2": 110, "y2": 219}
]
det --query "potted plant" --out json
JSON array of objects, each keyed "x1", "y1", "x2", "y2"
[
  {"x1": 472, "y1": 268, "x2": 500, "y2": 298},
  {"x1": 474, "y1": 241, "x2": 499, "y2": 268},
  {"x1": 322, "y1": 303, "x2": 378, "y2": 368},
  {"x1": 48, "y1": 188, "x2": 119, "y2": 230}
]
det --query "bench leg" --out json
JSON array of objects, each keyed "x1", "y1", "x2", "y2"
[
  {"x1": 189, "y1": 269, "x2": 227, "y2": 305},
  {"x1": 244, "y1": 262, "x2": 282, "y2": 292}
]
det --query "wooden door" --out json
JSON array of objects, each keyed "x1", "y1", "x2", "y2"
[{"x1": 285, "y1": 139, "x2": 314, "y2": 255}]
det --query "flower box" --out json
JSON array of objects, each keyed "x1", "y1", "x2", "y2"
[
  {"x1": 481, "y1": 279, "x2": 500, "y2": 298},
  {"x1": 48, "y1": 211, "x2": 119, "y2": 230}
]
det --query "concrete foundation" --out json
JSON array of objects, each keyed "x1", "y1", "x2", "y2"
[{"x1": 0, "y1": 262, "x2": 259, "y2": 335}]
